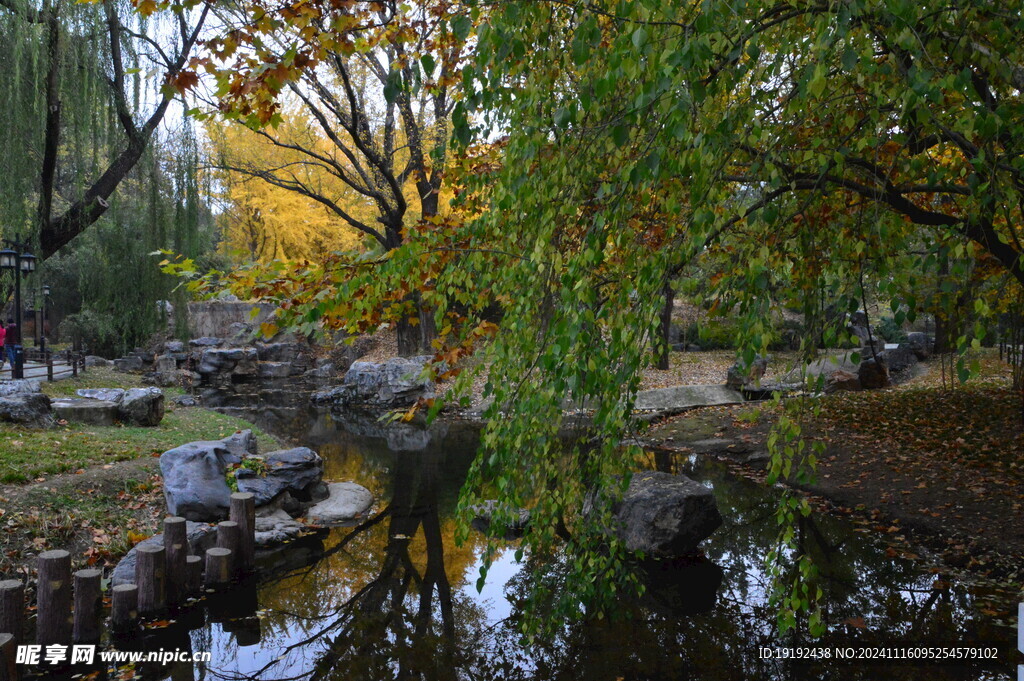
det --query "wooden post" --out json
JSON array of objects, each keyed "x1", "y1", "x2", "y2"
[
  {"x1": 163, "y1": 517, "x2": 188, "y2": 607},
  {"x1": 72, "y1": 569, "x2": 102, "y2": 643},
  {"x1": 45, "y1": 351, "x2": 53, "y2": 382},
  {"x1": 229, "y1": 493, "x2": 256, "y2": 574},
  {"x1": 135, "y1": 544, "x2": 165, "y2": 616},
  {"x1": 36, "y1": 550, "x2": 72, "y2": 646},
  {"x1": 0, "y1": 633, "x2": 16, "y2": 681},
  {"x1": 110, "y1": 584, "x2": 138, "y2": 634},
  {"x1": 216, "y1": 521, "x2": 240, "y2": 579},
  {"x1": 185, "y1": 555, "x2": 202, "y2": 596},
  {"x1": 71, "y1": 350, "x2": 78, "y2": 378},
  {"x1": 0, "y1": 581, "x2": 24, "y2": 643},
  {"x1": 204, "y1": 548, "x2": 232, "y2": 589}
]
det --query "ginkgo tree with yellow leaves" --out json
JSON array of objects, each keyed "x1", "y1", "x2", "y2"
[{"x1": 206, "y1": 111, "x2": 365, "y2": 262}]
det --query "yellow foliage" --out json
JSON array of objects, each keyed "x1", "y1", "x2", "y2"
[{"x1": 206, "y1": 110, "x2": 367, "y2": 263}]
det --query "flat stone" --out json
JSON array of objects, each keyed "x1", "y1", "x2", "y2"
[
  {"x1": 633, "y1": 385, "x2": 745, "y2": 412},
  {"x1": 52, "y1": 398, "x2": 119, "y2": 426},
  {"x1": 306, "y1": 482, "x2": 373, "y2": 524},
  {"x1": 76, "y1": 388, "x2": 125, "y2": 404}
]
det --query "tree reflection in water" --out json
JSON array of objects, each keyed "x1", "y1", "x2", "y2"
[{"x1": 190, "y1": 414, "x2": 1015, "y2": 681}]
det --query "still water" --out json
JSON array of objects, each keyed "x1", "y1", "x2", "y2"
[{"x1": 121, "y1": 406, "x2": 1018, "y2": 680}]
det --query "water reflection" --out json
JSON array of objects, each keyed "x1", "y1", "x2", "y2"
[{"x1": 103, "y1": 405, "x2": 1018, "y2": 680}]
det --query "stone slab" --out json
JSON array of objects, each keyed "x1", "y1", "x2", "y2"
[{"x1": 633, "y1": 385, "x2": 745, "y2": 412}]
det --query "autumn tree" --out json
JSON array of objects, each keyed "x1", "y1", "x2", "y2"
[
  {"x1": 165, "y1": 0, "x2": 1024, "y2": 635},
  {"x1": 191, "y1": 0, "x2": 472, "y2": 353},
  {"x1": 206, "y1": 112, "x2": 364, "y2": 262}
]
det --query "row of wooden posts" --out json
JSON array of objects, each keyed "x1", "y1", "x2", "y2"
[{"x1": 0, "y1": 493, "x2": 256, "y2": 676}]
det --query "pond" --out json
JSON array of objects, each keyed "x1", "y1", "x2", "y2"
[{"x1": 114, "y1": 405, "x2": 1022, "y2": 680}]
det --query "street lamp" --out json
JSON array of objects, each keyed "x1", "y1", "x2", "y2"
[{"x1": 1, "y1": 235, "x2": 37, "y2": 379}]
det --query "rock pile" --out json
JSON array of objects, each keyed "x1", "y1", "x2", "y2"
[
  {"x1": 311, "y1": 356, "x2": 434, "y2": 408},
  {"x1": 160, "y1": 430, "x2": 372, "y2": 525}
]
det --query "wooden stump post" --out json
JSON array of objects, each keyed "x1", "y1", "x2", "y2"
[
  {"x1": 0, "y1": 581, "x2": 24, "y2": 643},
  {"x1": 204, "y1": 548, "x2": 232, "y2": 589},
  {"x1": 216, "y1": 521, "x2": 240, "y2": 579},
  {"x1": 135, "y1": 544, "x2": 165, "y2": 616},
  {"x1": 45, "y1": 352, "x2": 53, "y2": 382},
  {"x1": 72, "y1": 569, "x2": 102, "y2": 643},
  {"x1": 163, "y1": 517, "x2": 188, "y2": 607},
  {"x1": 185, "y1": 555, "x2": 202, "y2": 596},
  {"x1": 71, "y1": 351, "x2": 78, "y2": 378},
  {"x1": 110, "y1": 584, "x2": 138, "y2": 634},
  {"x1": 229, "y1": 493, "x2": 256, "y2": 574},
  {"x1": 0, "y1": 632, "x2": 16, "y2": 681},
  {"x1": 36, "y1": 550, "x2": 72, "y2": 646}
]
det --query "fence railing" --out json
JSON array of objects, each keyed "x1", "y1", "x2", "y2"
[
  {"x1": 0, "y1": 493, "x2": 256, "y2": 678},
  {"x1": 7, "y1": 349, "x2": 86, "y2": 382}
]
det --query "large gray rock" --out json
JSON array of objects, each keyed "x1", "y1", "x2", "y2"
[
  {"x1": 222, "y1": 429, "x2": 258, "y2": 460},
  {"x1": 305, "y1": 482, "x2": 373, "y2": 524},
  {"x1": 84, "y1": 356, "x2": 110, "y2": 368},
  {"x1": 119, "y1": 387, "x2": 165, "y2": 426},
  {"x1": 161, "y1": 438, "x2": 238, "y2": 521},
  {"x1": 164, "y1": 340, "x2": 186, "y2": 354},
  {"x1": 726, "y1": 355, "x2": 768, "y2": 389},
  {"x1": 905, "y1": 332, "x2": 932, "y2": 360},
  {"x1": 858, "y1": 357, "x2": 890, "y2": 389},
  {"x1": 612, "y1": 472, "x2": 722, "y2": 557},
  {"x1": 52, "y1": 398, "x2": 119, "y2": 426},
  {"x1": 0, "y1": 393, "x2": 53, "y2": 428},
  {"x1": 256, "y1": 342, "x2": 306, "y2": 363},
  {"x1": 113, "y1": 356, "x2": 144, "y2": 373},
  {"x1": 879, "y1": 344, "x2": 918, "y2": 375},
  {"x1": 823, "y1": 369, "x2": 861, "y2": 394},
  {"x1": 0, "y1": 380, "x2": 43, "y2": 397},
  {"x1": 257, "y1": 362, "x2": 292, "y2": 379},
  {"x1": 254, "y1": 513, "x2": 305, "y2": 545},
  {"x1": 76, "y1": 388, "x2": 126, "y2": 403},
  {"x1": 189, "y1": 337, "x2": 223, "y2": 348},
  {"x1": 197, "y1": 347, "x2": 258, "y2": 375},
  {"x1": 111, "y1": 521, "x2": 217, "y2": 587},
  {"x1": 236, "y1": 447, "x2": 325, "y2": 505},
  {"x1": 311, "y1": 356, "x2": 434, "y2": 408}
]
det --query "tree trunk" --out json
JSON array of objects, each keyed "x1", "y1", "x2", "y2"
[{"x1": 656, "y1": 280, "x2": 674, "y2": 370}]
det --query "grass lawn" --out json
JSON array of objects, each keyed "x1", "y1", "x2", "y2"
[{"x1": 1, "y1": 366, "x2": 280, "y2": 483}]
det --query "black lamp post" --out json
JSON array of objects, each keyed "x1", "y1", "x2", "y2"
[{"x1": 1, "y1": 236, "x2": 37, "y2": 379}]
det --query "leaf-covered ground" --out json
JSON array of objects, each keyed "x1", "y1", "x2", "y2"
[{"x1": 647, "y1": 351, "x2": 1023, "y2": 585}]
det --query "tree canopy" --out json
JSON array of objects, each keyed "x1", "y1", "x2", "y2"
[{"x1": 161, "y1": 0, "x2": 1024, "y2": 635}]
